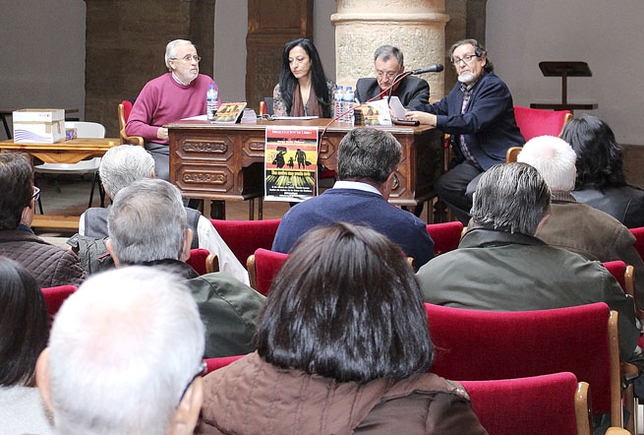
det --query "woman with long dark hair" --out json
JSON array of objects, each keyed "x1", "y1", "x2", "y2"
[
  {"x1": 199, "y1": 223, "x2": 487, "y2": 435},
  {"x1": 561, "y1": 115, "x2": 644, "y2": 228},
  {"x1": 0, "y1": 257, "x2": 54, "y2": 434},
  {"x1": 272, "y1": 37, "x2": 335, "y2": 118}
]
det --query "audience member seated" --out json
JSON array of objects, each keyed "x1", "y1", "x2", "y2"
[
  {"x1": 0, "y1": 257, "x2": 53, "y2": 435},
  {"x1": 125, "y1": 39, "x2": 218, "y2": 181},
  {"x1": 405, "y1": 39, "x2": 524, "y2": 224},
  {"x1": 560, "y1": 115, "x2": 644, "y2": 229},
  {"x1": 0, "y1": 152, "x2": 84, "y2": 288},
  {"x1": 105, "y1": 178, "x2": 264, "y2": 358},
  {"x1": 198, "y1": 223, "x2": 488, "y2": 435},
  {"x1": 272, "y1": 37, "x2": 335, "y2": 118},
  {"x1": 354, "y1": 45, "x2": 429, "y2": 108},
  {"x1": 416, "y1": 163, "x2": 643, "y2": 374},
  {"x1": 75, "y1": 144, "x2": 249, "y2": 284},
  {"x1": 36, "y1": 266, "x2": 205, "y2": 435},
  {"x1": 517, "y1": 135, "x2": 644, "y2": 310},
  {"x1": 272, "y1": 127, "x2": 434, "y2": 269}
]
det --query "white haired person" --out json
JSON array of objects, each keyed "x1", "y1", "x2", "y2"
[{"x1": 36, "y1": 267, "x2": 205, "y2": 435}]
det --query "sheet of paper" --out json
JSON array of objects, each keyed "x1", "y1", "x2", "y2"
[{"x1": 388, "y1": 96, "x2": 406, "y2": 120}]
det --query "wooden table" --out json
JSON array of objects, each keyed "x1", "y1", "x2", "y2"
[
  {"x1": 0, "y1": 137, "x2": 120, "y2": 230},
  {"x1": 166, "y1": 119, "x2": 444, "y2": 219}
]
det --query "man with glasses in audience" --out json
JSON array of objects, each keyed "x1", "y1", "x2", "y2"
[
  {"x1": 354, "y1": 45, "x2": 430, "y2": 109},
  {"x1": 126, "y1": 39, "x2": 219, "y2": 181},
  {"x1": 0, "y1": 152, "x2": 84, "y2": 287},
  {"x1": 406, "y1": 39, "x2": 524, "y2": 224}
]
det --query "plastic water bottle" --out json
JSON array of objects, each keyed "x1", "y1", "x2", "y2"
[
  {"x1": 334, "y1": 85, "x2": 344, "y2": 120},
  {"x1": 207, "y1": 84, "x2": 218, "y2": 121},
  {"x1": 343, "y1": 86, "x2": 355, "y2": 124}
]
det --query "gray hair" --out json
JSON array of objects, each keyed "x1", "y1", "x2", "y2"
[
  {"x1": 373, "y1": 45, "x2": 404, "y2": 67},
  {"x1": 449, "y1": 38, "x2": 494, "y2": 72},
  {"x1": 164, "y1": 39, "x2": 194, "y2": 70},
  {"x1": 337, "y1": 128, "x2": 402, "y2": 185},
  {"x1": 108, "y1": 179, "x2": 187, "y2": 265},
  {"x1": 471, "y1": 163, "x2": 551, "y2": 235},
  {"x1": 48, "y1": 266, "x2": 205, "y2": 435},
  {"x1": 99, "y1": 145, "x2": 155, "y2": 199},
  {"x1": 517, "y1": 135, "x2": 577, "y2": 192}
]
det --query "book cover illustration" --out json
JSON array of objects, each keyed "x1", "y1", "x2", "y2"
[
  {"x1": 264, "y1": 126, "x2": 319, "y2": 202},
  {"x1": 212, "y1": 102, "x2": 247, "y2": 123}
]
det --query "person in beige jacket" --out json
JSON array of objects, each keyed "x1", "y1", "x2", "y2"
[{"x1": 198, "y1": 223, "x2": 488, "y2": 435}]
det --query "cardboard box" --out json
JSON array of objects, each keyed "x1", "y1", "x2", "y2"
[{"x1": 13, "y1": 109, "x2": 65, "y2": 143}]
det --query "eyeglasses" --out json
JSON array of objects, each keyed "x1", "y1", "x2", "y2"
[
  {"x1": 178, "y1": 361, "x2": 207, "y2": 407},
  {"x1": 31, "y1": 186, "x2": 40, "y2": 202},
  {"x1": 452, "y1": 54, "x2": 478, "y2": 66},
  {"x1": 170, "y1": 55, "x2": 201, "y2": 63},
  {"x1": 376, "y1": 71, "x2": 399, "y2": 80}
]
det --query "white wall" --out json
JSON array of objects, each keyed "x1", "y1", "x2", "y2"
[
  {"x1": 0, "y1": 0, "x2": 86, "y2": 139},
  {"x1": 487, "y1": 0, "x2": 643, "y2": 145}
]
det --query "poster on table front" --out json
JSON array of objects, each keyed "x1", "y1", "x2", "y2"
[{"x1": 264, "y1": 126, "x2": 319, "y2": 202}]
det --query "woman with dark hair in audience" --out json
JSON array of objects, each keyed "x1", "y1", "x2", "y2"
[
  {"x1": 0, "y1": 257, "x2": 54, "y2": 434},
  {"x1": 272, "y1": 37, "x2": 336, "y2": 118},
  {"x1": 561, "y1": 115, "x2": 644, "y2": 228},
  {"x1": 198, "y1": 223, "x2": 487, "y2": 434}
]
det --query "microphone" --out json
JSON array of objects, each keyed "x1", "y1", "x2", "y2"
[{"x1": 411, "y1": 64, "x2": 444, "y2": 74}]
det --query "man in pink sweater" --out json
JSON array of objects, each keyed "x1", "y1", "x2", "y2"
[{"x1": 126, "y1": 39, "x2": 220, "y2": 180}]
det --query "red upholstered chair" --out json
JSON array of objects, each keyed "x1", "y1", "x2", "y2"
[
  {"x1": 41, "y1": 285, "x2": 77, "y2": 320},
  {"x1": 426, "y1": 221, "x2": 464, "y2": 256},
  {"x1": 210, "y1": 218, "x2": 281, "y2": 267},
  {"x1": 506, "y1": 106, "x2": 573, "y2": 163},
  {"x1": 247, "y1": 248, "x2": 289, "y2": 296},
  {"x1": 629, "y1": 227, "x2": 644, "y2": 261},
  {"x1": 461, "y1": 372, "x2": 592, "y2": 435},
  {"x1": 514, "y1": 106, "x2": 573, "y2": 142},
  {"x1": 185, "y1": 248, "x2": 218, "y2": 275},
  {"x1": 424, "y1": 302, "x2": 623, "y2": 428},
  {"x1": 204, "y1": 354, "x2": 245, "y2": 375},
  {"x1": 118, "y1": 100, "x2": 144, "y2": 145}
]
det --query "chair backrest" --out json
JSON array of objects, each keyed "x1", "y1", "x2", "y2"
[
  {"x1": 41, "y1": 285, "x2": 77, "y2": 320},
  {"x1": 461, "y1": 372, "x2": 592, "y2": 435},
  {"x1": 247, "y1": 248, "x2": 289, "y2": 296},
  {"x1": 64, "y1": 121, "x2": 106, "y2": 138},
  {"x1": 185, "y1": 248, "x2": 218, "y2": 275},
  {"x1": 513, "y1": 106, "x2": 573, "y2": 142},
  {"x1": 209, "y1": 218, "x2": 281, "y2": 267},
  {"x1": 204, "y1": 354, "x2": 245, "y2": 375},
  {"x1": 424, "y1": 302, "x2": 621, "y2": 423},
  {"x1": 629, "y1": 227, "x2": 644, "y2": 261},
  {"x1": 118, "y1": 100, "x2": 144, "y2": 145},
  {"x1": 426, "y1": 221, "x2": 464, "y2": 256}
]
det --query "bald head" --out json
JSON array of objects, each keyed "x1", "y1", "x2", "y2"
[{"x1": 516, "y1": 135, "x2": 577, "y2": 192}]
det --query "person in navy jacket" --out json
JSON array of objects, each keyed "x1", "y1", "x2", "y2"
[
  {"x1": 272, "y1": 128, "x2": 435, "y2": 269},
  {"x1": 406, "y1": 39, "x2": 525, "y2": 224}
]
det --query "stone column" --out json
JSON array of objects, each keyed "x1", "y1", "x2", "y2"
[{"x1": 331, "y1": 0, "x2": 450, "y2": 101}]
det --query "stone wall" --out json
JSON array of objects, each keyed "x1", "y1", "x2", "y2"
[{"x1": 84, "y1": 0, "x2": 215, "y2": 137}]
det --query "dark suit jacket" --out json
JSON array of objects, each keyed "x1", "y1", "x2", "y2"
[
  {"x1": 413, "y1": 72, "x2": 525, "y2": 170},
  {"x1": 354, "y1": 75, "x2": 429, "y2": 109}
]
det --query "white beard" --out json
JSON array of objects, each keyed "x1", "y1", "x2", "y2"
[{"x1": 458, "y1": 72, "x2": 476, "y2": 84}]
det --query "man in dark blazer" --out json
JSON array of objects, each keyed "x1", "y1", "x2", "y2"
[
  {"x1": 354, "y1": 45, "x2": 429, "y2": 109},
  {"x1": 406, "y1": 39, "x2": 525, "y2": 224}
]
